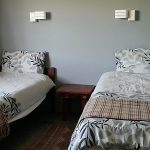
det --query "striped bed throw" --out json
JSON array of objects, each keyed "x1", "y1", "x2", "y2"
[
  {"x1": 0, "y1": 107, "x2": 9, "y2": 140},
  {"x1": 81, "y1": 97, "x2": 150, "y2": 121}
]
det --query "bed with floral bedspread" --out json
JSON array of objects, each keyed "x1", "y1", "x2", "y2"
[
  {"x1": 68, "y1": 71, "x2": 150, "y2": 150},
  {"x1": 0, "y1": 50, "x2": 56, "y2": 139}
]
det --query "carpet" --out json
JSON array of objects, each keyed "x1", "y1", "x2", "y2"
[{"x1": 28, "y1": 122, "x2": 75, "y2": 150}]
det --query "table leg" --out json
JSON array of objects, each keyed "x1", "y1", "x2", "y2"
[{"x1": 62, "y1": 95, "x2": 70, "y2": 121}]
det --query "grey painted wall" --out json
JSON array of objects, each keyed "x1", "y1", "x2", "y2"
[{"x1": 0, "y1": 0, "x2": 150, "y2": 85}]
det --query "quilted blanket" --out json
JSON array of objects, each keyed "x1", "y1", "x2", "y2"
[{"x1": 82, "y1": 97, "x2": 150, "y2": 122}]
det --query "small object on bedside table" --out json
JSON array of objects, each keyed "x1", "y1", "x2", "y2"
[{"x1": 56, "y1": 84, "x2": 95, "y2": 120}]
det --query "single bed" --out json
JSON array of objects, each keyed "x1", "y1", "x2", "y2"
[
  {"x1": 0, "y1": 50, "x2": 56, "y2": 140},
  {"x1": 68, "y1": 48, "x2": 150, "y2": 150}
]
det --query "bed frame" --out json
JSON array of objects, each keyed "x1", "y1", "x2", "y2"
[{"x1": 44, "y1": 67, "x2": 57, "y2": 83}]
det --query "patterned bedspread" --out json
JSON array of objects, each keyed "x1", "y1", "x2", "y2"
[
  {"x1": 0, "y1": 92, "x2": 20, "y2": 120},
  {"x1": 0, "y1": 71, "x2": 55, "y2": 139},
  {"x1": 68, "y1": 96, "x2": 150, "y2": 150},
  {"x1": 0, "y1": 71, "x2": 55, "y2": 123},
  {"x1": 68, "y1": 71, "x2": 150, "y2": 150}
]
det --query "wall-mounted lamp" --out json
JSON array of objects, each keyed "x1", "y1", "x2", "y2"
[
  {"x1": 128, "y1": 10, "x2": 137, "y2": 21},
  {"x1": 30, "y1": 11, "x2": 50, "y2": 22},
  {"x1": 115, "y1": 10, "x2": 128, "y2": 19},
  {"x1": 115, "y1": 9, "x2": 138, "y2": 21}
]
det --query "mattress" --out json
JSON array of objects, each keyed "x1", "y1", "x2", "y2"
[
  {"x1": 69, "y1": 71, "x2": 150, "y2": 150},
  {"x1": 0, "y1": 72, "x2": 55, "y2": 122}
]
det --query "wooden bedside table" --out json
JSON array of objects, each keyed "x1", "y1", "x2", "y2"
[{"x1": 56, "y1": 84, "x2": 95, "y2": 120}]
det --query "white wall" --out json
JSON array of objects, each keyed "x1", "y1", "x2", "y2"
[{"x1": 1, "y1": 0, "x2": 150, "y2": 85}]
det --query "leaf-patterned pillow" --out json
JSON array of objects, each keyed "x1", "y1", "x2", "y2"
[
  {"x1": 2, "y1": 50, "x2": 45, "y2": 73},
  {"x1": 115, "y1": 48, "x2": 150, "y2": 73}
]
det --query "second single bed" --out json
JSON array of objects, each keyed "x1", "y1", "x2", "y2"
[{"x1": 68, "y1": 48, "x2": 150, "y2": 150}]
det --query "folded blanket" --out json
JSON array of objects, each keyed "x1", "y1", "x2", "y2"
[{"x1": 81, "y1": 97, "x2": 150, "y2": 122}]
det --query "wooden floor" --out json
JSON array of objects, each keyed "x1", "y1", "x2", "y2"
[{"x1": 0, "y1": 112, "x2": 78, "y2": 150}]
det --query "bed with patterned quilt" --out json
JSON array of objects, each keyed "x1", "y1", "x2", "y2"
[
  {"x1": 0, "y1": 50, "x2": 55, "y2": 140},
  {"x1": 68, "y1": 48, "x2": 150, "y2": 150}
]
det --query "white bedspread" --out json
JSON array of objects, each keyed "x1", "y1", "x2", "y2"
[
  {"x1": 92, "y1": 71, "x2": 150, "y2": 100},
  {"x1": 69, "y1": 71, "x2": 150, "y2": 150},
  {"x1": 0, "y1": 72, "x2": 55, "y2": 122}
]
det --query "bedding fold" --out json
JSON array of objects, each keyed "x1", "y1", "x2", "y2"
[{"x1": 82, "y1": 97, "x2": 150, "y2": 122}]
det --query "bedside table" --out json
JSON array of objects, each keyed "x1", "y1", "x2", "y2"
[{"x1": 56, "y1": 84, "x2": 95, "y2": 120}]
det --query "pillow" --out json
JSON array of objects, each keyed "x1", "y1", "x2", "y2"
[
  {"x1": 115, "y1": 48, "x2": 150, "y2": 73},
  {"x1": 2, "y1": 50, "x2": 45, "y2": 73}
]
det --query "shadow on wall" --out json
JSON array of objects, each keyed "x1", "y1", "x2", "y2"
[
  {"x1": 44, "y1": 52, "x2": 51, "y2": 67},
  {"x1": 0, "y1": 51, "x2": 2, "y2": 63}
]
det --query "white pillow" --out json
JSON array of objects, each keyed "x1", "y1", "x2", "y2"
[
  {"x1": 2, "y1": 50, "x2": 45, "y2": 73},
  {"x1": 115, "y1": 48, "x2": 150, "y2": 73}
]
